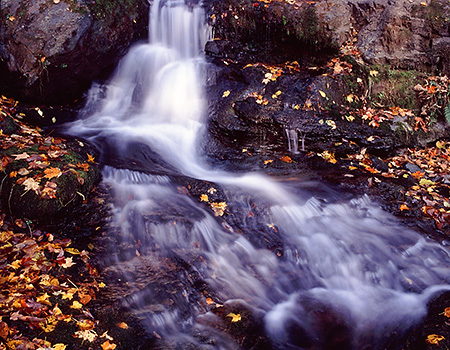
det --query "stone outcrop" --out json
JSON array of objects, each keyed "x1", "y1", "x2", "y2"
[
  {"x1": 0, "y1": 0, "x2": 149, "y2": 104},
  {"x1": 209, "y1": 0, "x2": 450, "y2": 74}
]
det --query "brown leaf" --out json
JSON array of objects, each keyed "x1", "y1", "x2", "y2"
[
  {"x1": 101, "y1": 340, "x2": 117, "y2": 350},
  {"x1": 22, "y1": 177, "x2": 41, "y2": 194},
  {"x1": 280, "y1": 156, "x2": 293, "y2": 163}
]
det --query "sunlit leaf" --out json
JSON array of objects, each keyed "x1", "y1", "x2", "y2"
[
  {"x1": 117, "y1": 322, "x2": 129, "y2": 329},
  {"x1": 280, "y1": 156, "x2": 292, "y2": 163},
  {"x1": 222, "y1": 90, "x2": 231, "y2": 98},
  {"x1": 400, "y1": 204, "x2": 409, "y2": 211},
  {"x1": 210, "y1": 202, "x2": 227, "y2": 216},
  {"x1": 319, "y1": 90, "x2": 326, "y2": 98},
  {"x1": 200, "y1": 194, "x2": 209, "y2": 202},
  {"x1": 426, "y1": 334, "x2": 444, "y2": 344},
  {"x1": 226, "y1": 313, "x2": 241, "y2": 322},
  {"x1": 71, "y1": 301, "x2": 83, "y2": 309},
  {"x1": 101, "y1": 340, "x2": 117, "y2": 350},
  {"x1": 22, "y1": 177, "x2": 41, "y2": 194},
  {"x1": 44, "y1": 167, "x2": 62, "y2": 179},
  {"x1": 52, "y1": 344, "x2": 67, "y2": 350},
  {"x1": 74, "y1": 329, "x2": 98, "y2": 342}
]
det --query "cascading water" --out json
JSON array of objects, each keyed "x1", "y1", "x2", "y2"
[{"x1": 68, "y1": 0, "x2": 450, "y2": 348}]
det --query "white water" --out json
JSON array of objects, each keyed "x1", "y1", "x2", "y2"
[{"x1": 68, "y1": 1, "x2": 450, "y2": 348}]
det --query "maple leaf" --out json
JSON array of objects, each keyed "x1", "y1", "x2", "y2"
[
  {"x1": 226, "y1": 313, "x2": 241, "y2": 322},
  {"x1": 36, "y1": 293, "x2": 51, "y2": 305},
  {"x1": 399, "y1": 204, "x2": 409, "y2": 211},
  {"x1": 22, "y1": 177, "x2": 41, "y2": 195},
  {"x1": 44, "y1": 167, "x2": 62, "y2": 179},
  {"x1": 200, "y1": 194, "x2": 209, "y2": 202}
]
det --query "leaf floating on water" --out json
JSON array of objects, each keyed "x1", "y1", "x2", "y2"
[
  {"x1": 226, "y1": 313, "x2": 241, "y2": 322},
  {"x1": 426, "y1": 334, "x2": 445, "y2": 344}
]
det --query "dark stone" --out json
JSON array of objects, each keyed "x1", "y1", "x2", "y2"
[{"x1": 0, "y1": 0, "x2": 149, "y2": 104}]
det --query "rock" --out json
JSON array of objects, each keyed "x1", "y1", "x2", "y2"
[
  {"x1": 209, "y1": 0, "x2": 450, "y2": 74},
  {"x1": 0, "y1": 0, "x2": 148, "y2": 104},
  {"x1": 0, "y1": 111, "x2": 101, "y2": 223}
]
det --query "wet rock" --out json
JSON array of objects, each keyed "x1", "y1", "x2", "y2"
[{"x1": 0, "y1": 0, "x2": 148, "y2": 104}]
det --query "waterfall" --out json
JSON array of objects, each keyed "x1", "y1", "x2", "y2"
[{"x1": 67, "y1": 1, "x2": 450, "y2": 349}]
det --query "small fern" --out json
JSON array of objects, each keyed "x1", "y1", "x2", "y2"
[{"x1": 445, "y1": 104, "x2": 450, "y2": 124}]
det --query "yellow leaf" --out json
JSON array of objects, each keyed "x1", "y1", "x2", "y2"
[
  {"x1": 426, "y1": 334, "x2": 444, "y2": 344},
  {"x1": 293, "y1": 104, "x2": 300, "y2": 110},
  {"x1": 264, "y1": 159, "x2": 273, "y2": 165},
  {"x1": 87, "y1": 153, "x2": 95, "y2": 163},
  {"x1": 210, "y1": 202, "x2": 227, "y2": 216},
  {"x1": 348, "y1": 166, "x2": 358, "y2": 170},
  {"x1": 74, "y1": 329, "x2": 98, "y2": 342},
  {"x1": 36, "y1": 293, "x2": 51, "y2": 305},
  {"x1": 346, "y1": 94, "x2": 354, "y2": 103},
  {"x1": 369, "y1": 70, "x2": 379, "y2": 77},
  {"x1": 98, "y1": 282, "x2": 106, "y2": 288},
  {"x1": 436, "y1": 140, "x2": 446, "y2": 149},
  {"x1": 319, "y1": 90, "x2": 327, "y2": 98},
  {"x1": 419, "y1": 178, "x2": 435, "y2": 187},
  {"x1": 200, "y1": 194, "x2": 209, "y2": 202},
  {"x1": 71, "y1": 301, "x2": 83, "y2": 309},
  {"x1": 222, "y1": 90, "x2": 231, "y2": 98},
  {"x1": 420, "y1": 1, "x2": 427, "y2": 6},
  {"x1": 65, "y1": 248, "x2": 81, "y2": 255},
  {"x1": 345, "y1": 115, "x2": 355, "y2": 122},
  {"x1": 52, "y1": 344, "x2": 67, "y2": 350},
  {"x1": 226, "y1": 313, "x2": 241, "y2": 322}
]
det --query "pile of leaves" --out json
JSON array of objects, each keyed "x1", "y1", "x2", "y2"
[
  {"x1": 0, "y1": 214, "x2": 117, "y2": 350},
  {"x1": 0, "y1": 95, "x2": 99, "y2": 221}
]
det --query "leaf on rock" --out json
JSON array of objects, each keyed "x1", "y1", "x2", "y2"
[
  {"x1": 319, "y1": 90, "x2": 327, "y2": 98},
  {"x1": 87, "y1": 153, "x2": 95, "y2": 163},
  {"x1": 74, "y1": 329, "x2": 98, "y2": 342},
  {"x1": 280, "y1": 156, "x2": 293, "y2": 163},
  {"x1": 226, "y1": 313, "x2": 241, "y2": 322},
  {"x1": 200, "y1": 194, "x2": 209, "y2": 202},
  {"x1": 44, "y1": 167, "x2": 62, "y2": 179},
  {"x1": 22, "y1": 177, "x2": 41, "y2": 194},
  {"x1": 117, "y1": 322, "x2": 129, "y2": 329},
  {"x1": 13, "y1": 152, "x2": 30, "y2": 160},
  {"x1": 222, "y1": 90, "x2": 231, "y2": 98},
  {"x1": 210, "y1": 202, "x2": 227, "y2": 216},
  {"x1": 443, "y1": 307, "x2": 450, "y2": 318},
  {"x1": 101, "y1": 340, "x2": 117, "y2": 350},
  {"x1": 61, "y1": 257, "x2": 76, "y2": 269},
  {"x1": 71, "y1": 301, "x2": 83, "y2": 309},
  {"x1": 426, "y1": 334, "x2": 445, "y2": 344}
]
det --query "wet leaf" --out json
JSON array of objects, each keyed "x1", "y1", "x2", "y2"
[
  {"x1": 87, "y1": 153, "x2": 95, "y2": 163},
  {"x1": 200, "y1": 194, "x2": 209, "y2": 202},
  {"x1": 65, "y1": 248, "x2": 81, "y2": 255},
  {"x1": 222, "y1": 90, "x2": 231, "y2": 98},
  {"x1": 226, "y1": 313, "x2": 241, "y2": 322},
  {"x1": 400, "y1": 204, "x2": 409, "y2": 211},
  {"x1": 207, "y1": 187, "x2": 217, "y2": 194},
  {"x1": 426, "y1": 334, "x2": 445, "y2": 344},
  {"x1": 13, "y1": 152, "x2": 30, "y2": 160},
  {"x1": 117, "y1": 322, "x2": 129, "y2": 329},
  {"x1": 264, "y1": 159, "x2": 273, "y2": 165},
  {"x1": 44, "y1": 167, "x2": 62, "y2": 179},
  {"x1": 369, "y1": 70, "x2": 379, "y2": 77},
  {"x1": 419, "y1": 179, "x2": 435, "y2": 187},
  {"x1": 101, "y1": 340, "x2": 117, "y2": 350},
  {"x1": 280, "y1": 156, "x2": 293, "y2": 163},
  {"x1": 74, "y1": 329, "x2": 98, "y2": 342},
  {"x1": 52, "y1": 344, "x2": 67, "y2": 350},
  {"x1": 71, "y1": 301, "x2": 83, "y2": 309},
  {"x1": 319, "y1": 90, "x2": 326, "y2": 98},
  {"x1": 210, "y1": 202, "x2": 227, "y2": 217},
  {"x1": 443, "y1": 307, "x2": 450, "y2": 318}
]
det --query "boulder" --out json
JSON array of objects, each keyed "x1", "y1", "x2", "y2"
[{"x1": 0, "y1": 0, "x2": 149, "y2": 104}]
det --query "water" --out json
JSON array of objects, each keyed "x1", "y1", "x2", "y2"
[{"x1": 68, "y1": 0, "x2": 450, "y2": 348}]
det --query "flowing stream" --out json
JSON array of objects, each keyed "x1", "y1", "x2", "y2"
[{"x1": 68, "y1": 1, "x2": 450, "y2": 348}]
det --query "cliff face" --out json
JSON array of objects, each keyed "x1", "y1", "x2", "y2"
[{"x1": 0, "y1": 0, "x2": 149, "y2": 104}]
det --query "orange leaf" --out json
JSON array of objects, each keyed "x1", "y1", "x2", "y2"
[
  {"x1": 280, "y1": 156, "x2": 293, "y2": 163},
  {"x1": 44, "y1": 167, "x2": 62, "y2": 179},
  {"x1": 400, "y1": 204, "x2": 409, "y2": 211},
  {"x1": 101, "y1": 340, "x2": 117, "y2": 350}
]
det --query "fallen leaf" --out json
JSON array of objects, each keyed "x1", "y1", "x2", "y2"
[
  {"x1": 44, "y1": 167, "x2": 62, "y2": 179},
  {"x1": 443, "y1": 307, "x2": 450, "y2": 318},
  {"x1": 200, "y1": 194, "x2": 209, "y2": 202},
  {"x1": 369, "y1": 70, "x2": 379, "y2": 77},
  {"x1": 226, "y1": 313, "x2": 241, "y2": 322},
  {"x1": 400, "y1": 204, "x2": 409, "y2": 211},
  {"x1": 426, "y1": 334, "x2": 444, "y2": 344},
  {"x1": 101, "y1": 340, "x2": 117, "y2": 350},
  {"x1": 87, "y1": 153, "x2": 95, "y2": 163},
  {"x1": 52, "y1": 344, "x2": 66, "y2": 350},
  {"x1": 65, "y1": 248, "x2": 81, "y2": 255},
  {"x1": 74, "y1": 329, "x2": 98, "y2": 342},
  {"x1": 71, "y1": 301, "x2": 83, "y2": 309},
  {"x1": 210, "y1": 202, "x2": 227, "y2": 216},
  {"x1": 319, "y1": 90, "x2": 327, "y2": 98},
  {"x1": 280, "y1": 156, "x2": 293, "y2": 163},
  {"x1": 117, "y1": 322, "x2": 129, "y2": 329},
  {"x1": 22, "y1": 177, "x2": 41, "y2": 194},
  {"x1": 264, "y1": 159, "x2": 273, "y2": 165},
  {"x1": 222, "y1": 90, "x2": 231, "y2": 98},
  {"x1": 13, "y1": 152, "x2": 30, "y2": 160}
]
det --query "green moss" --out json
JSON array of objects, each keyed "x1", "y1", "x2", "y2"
[
  {"x1": 369, "y1": 65, "x2": 425, "y2": 111},
  {"x1": 413, "y1": 0, "x2": 450, "y2": 33}
]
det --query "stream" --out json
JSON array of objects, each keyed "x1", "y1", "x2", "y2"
[{"x1": 67, "y1": 1, "x2": 450, "y2": 349}]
